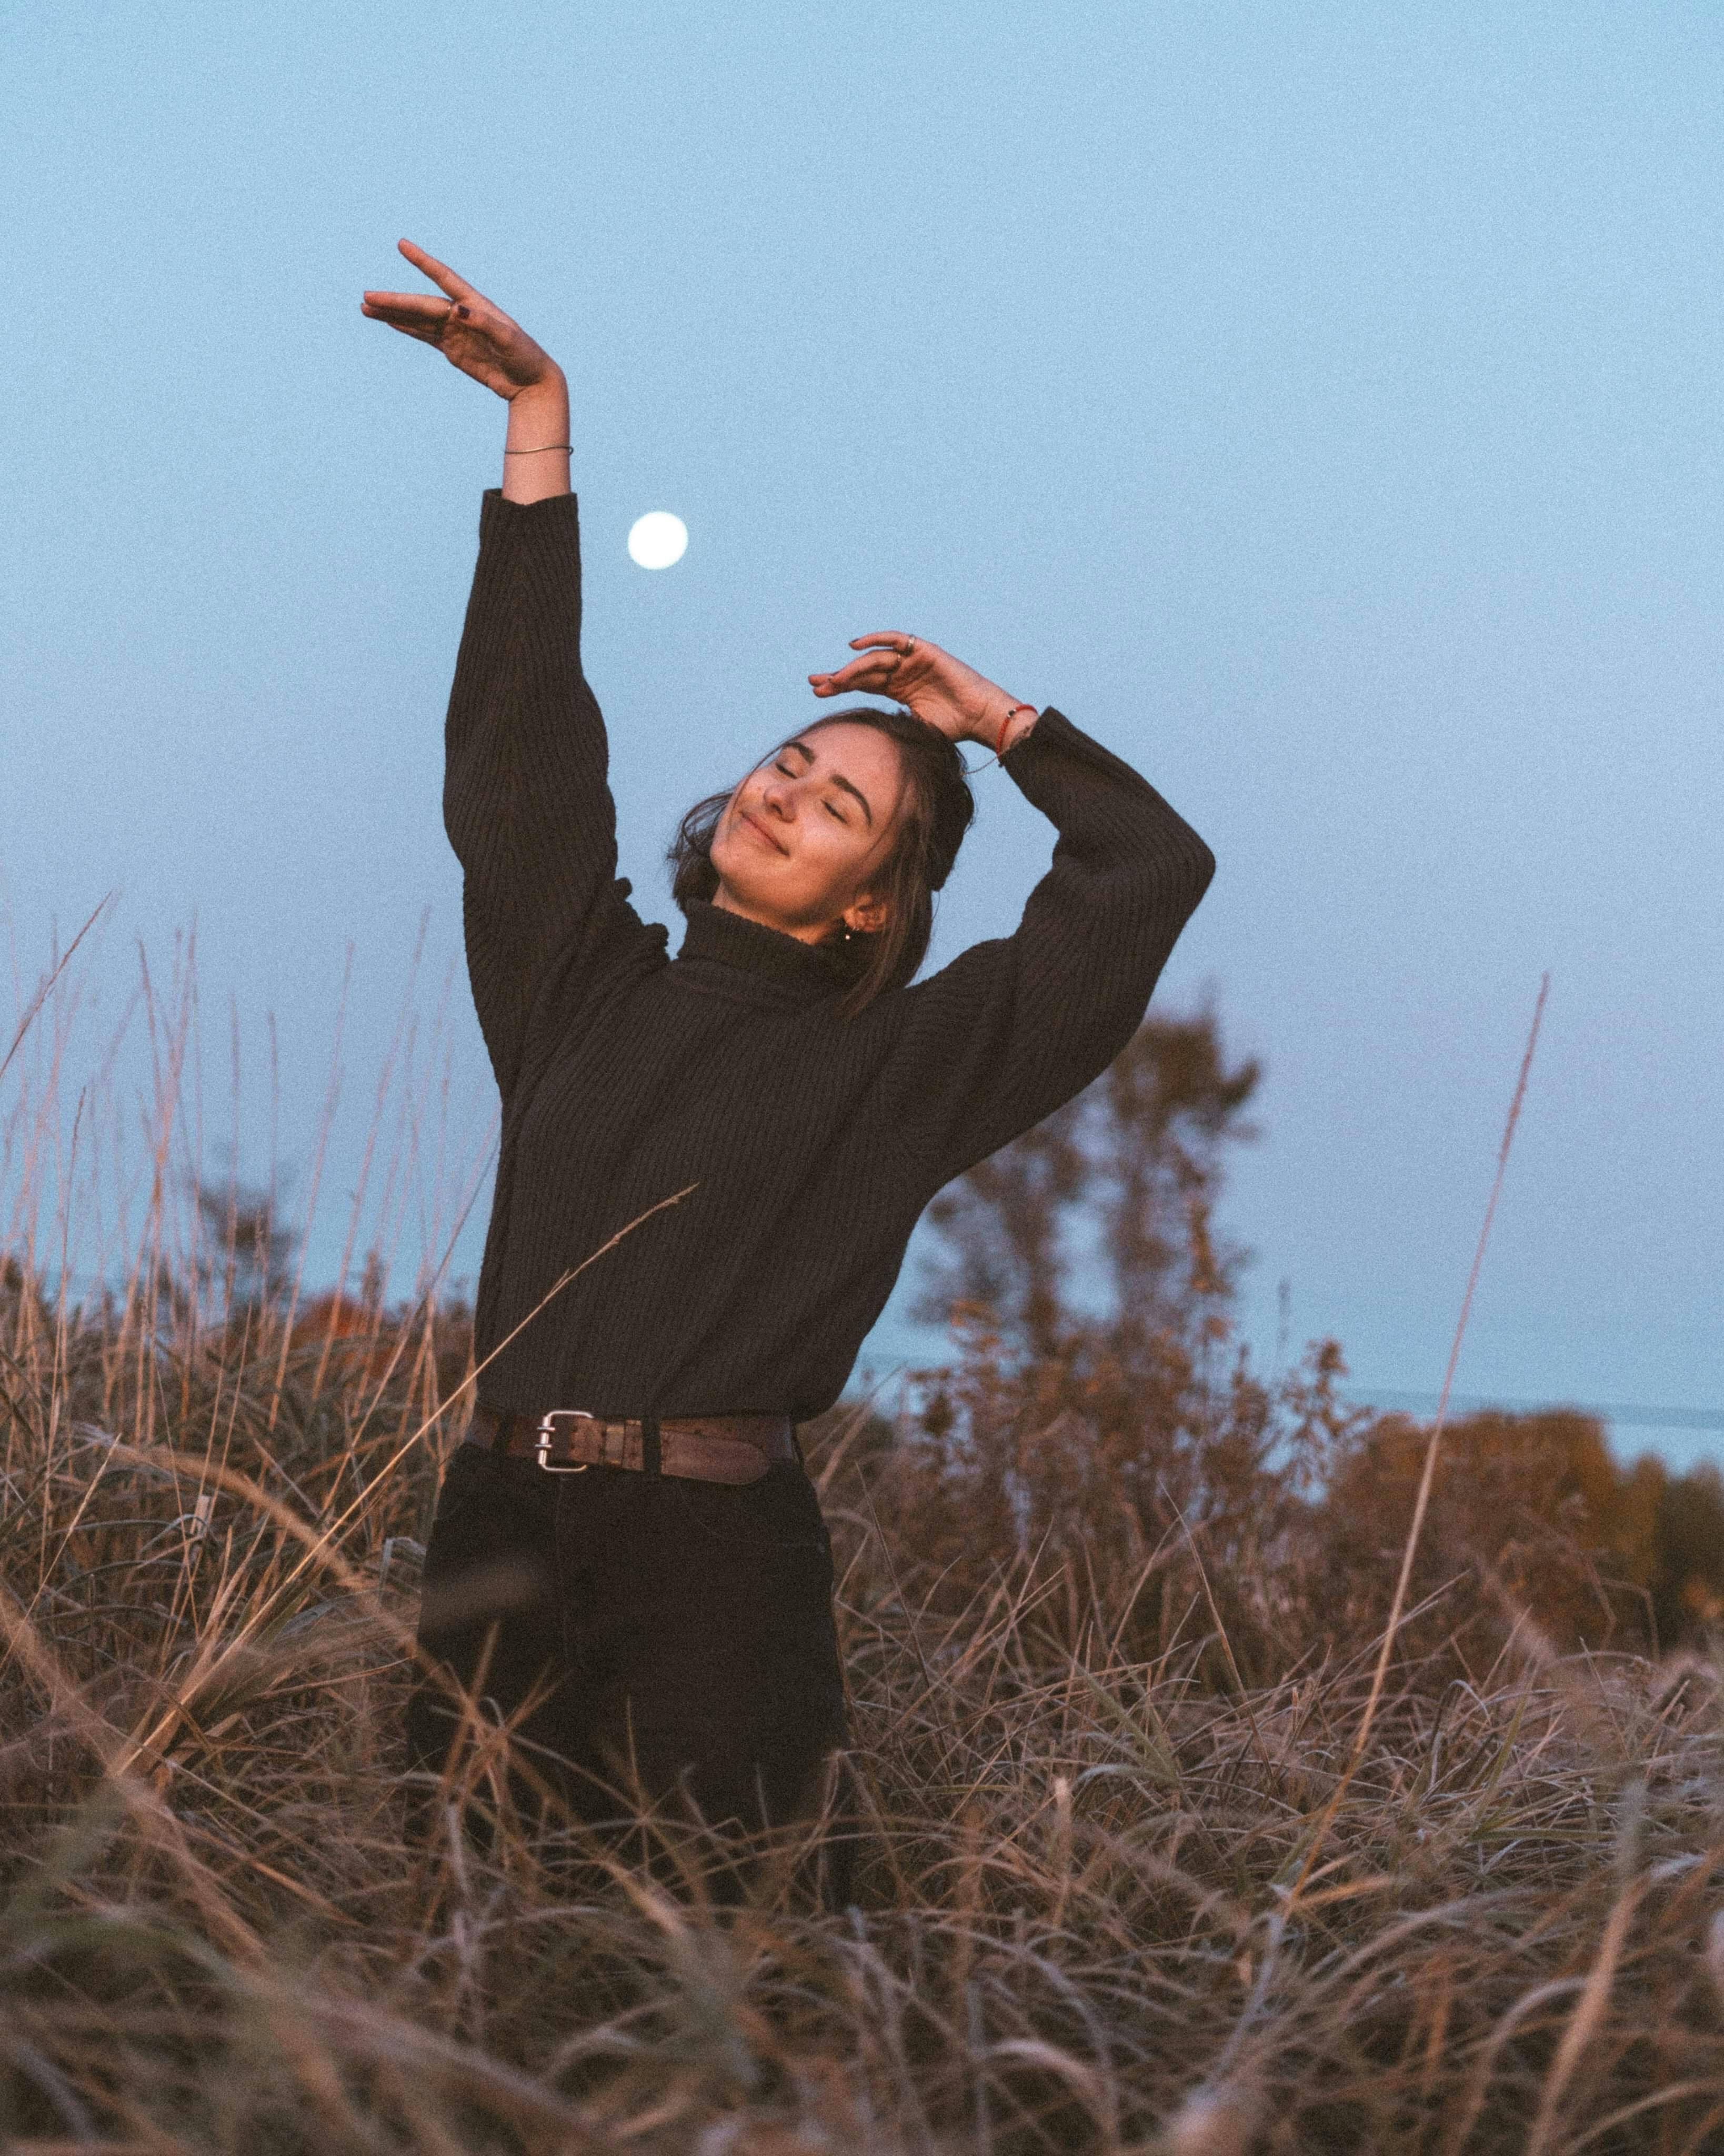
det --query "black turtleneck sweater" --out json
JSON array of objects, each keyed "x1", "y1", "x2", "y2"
[{"x1": 446, "y1": 490, "x2": 1215, "y2": 1423}]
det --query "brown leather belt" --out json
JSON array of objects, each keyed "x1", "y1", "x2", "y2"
[{"x1": 468, "y1": 1403, "x2": 798, "y2": 1486}]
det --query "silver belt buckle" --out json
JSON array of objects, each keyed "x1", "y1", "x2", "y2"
[{"x1": 534, "y1": 1408, "x2": 597, "y2": 1473}]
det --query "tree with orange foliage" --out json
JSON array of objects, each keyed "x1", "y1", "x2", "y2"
[{"x1": 1316, "y1": 1408, "x2": 1657, "y2": 1668}]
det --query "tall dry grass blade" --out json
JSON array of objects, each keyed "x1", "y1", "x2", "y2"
[
  {"x1": 351, "y1": 1177, "x2": 699, "y2": 1482},
  {"x1": 341, "y1": 1123, "x2": 499, "y2": 1461},
  {"x1": 1288, "y1": 972, "x2": 1548, "y2": 1905},
  {"x1": 266, "y1": 943, "x2": 353, "y2": 1428},
  {"x1": 310, "y1": 913, "x2": 427, "y2": 1402},
  {"x1": 1158, "y1": 1476, "x2": 1266, "y2": 1756},
  {"x1": 0, "y1": 894, "x2": 113, "y2": 1092},
  {"x1": 1522, "y1": 1873, "x2": 1642, "y2": 2156}
]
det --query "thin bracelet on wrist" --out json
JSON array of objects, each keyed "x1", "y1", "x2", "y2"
[
  {"x1": 995, "y1": 704, "x2": 1036, "y2": 756},
  {"x1": 503, "y1": 443, "x2": 573, "y2": 455}
]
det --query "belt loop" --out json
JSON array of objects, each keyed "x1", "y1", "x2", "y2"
[
  {"x1": 490, "y1": 1410, "x2": 516, "y2": 1460},
  {"x1": 642, "y1": 1414, "x2": 662, "y2": 1477}
]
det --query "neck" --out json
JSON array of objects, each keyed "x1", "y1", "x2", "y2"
[{"x1": 711, "y1": 882, "x2": 835, "y2": 948}]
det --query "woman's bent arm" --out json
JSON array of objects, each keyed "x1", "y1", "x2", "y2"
[{"x1": 879, "y1": 710, "x2": 1215, "y2": 1183}]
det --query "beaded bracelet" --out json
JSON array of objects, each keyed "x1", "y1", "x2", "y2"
[{"x1": 995, "y1": 704, "x2": 1036, "y2": 756}]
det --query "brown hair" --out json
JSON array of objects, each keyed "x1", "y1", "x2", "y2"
[{"x1": 667, "y1": 706, "x2": 976, "y2": 1017}]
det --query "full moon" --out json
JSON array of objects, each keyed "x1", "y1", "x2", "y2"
[{"x1": 627, "y1": 512, "x2": 688, "y2": 570}]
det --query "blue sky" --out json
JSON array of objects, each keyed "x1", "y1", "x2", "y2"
[{"x1": 4, "y1": 2, "x2": 1720, "y2": 1464}]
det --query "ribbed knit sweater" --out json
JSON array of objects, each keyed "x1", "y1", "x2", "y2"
[{"x1": 446, "y1": 490, "x2": 1215, "y2": 1423}]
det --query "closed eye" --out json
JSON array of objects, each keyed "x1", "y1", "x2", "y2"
[
  {"x1": 771, "y1": 740, "x2": 873, "y2": 826},
  {"x1": 774, "y1": 759, "x2": 848, "y2": 822}
]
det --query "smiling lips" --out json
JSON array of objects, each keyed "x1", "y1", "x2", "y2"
[{"x1": 739, "y1": 807, "x2": 788, "y2": 855}]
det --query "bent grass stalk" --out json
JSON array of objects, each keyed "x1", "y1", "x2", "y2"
[{"x1": 0, "y1": 893, "x2": 113, "y2": 1093}]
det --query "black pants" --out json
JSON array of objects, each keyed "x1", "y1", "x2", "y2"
[{"x1": 405, "y1": 1440, "x2": 849, "y2": 1890}]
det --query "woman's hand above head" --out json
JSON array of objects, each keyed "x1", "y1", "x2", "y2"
[
  {"x1": 808, "y1": 634, "x2": 1036, "y2": 755},
  {"x1": 363, "y1": 239, "x2": 570, "y2": 502},
  {"x1": 363, "y1": 239, "x2": 558, "y2": 398}
]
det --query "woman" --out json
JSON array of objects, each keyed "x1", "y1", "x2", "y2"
[{"x1": 363, "y1": 241, "x2": 1215, "y2": 1878}]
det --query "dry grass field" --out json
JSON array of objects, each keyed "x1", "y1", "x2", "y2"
[{"x1": 2, "y1": 946, "x2": 1722, "y2": 2153}]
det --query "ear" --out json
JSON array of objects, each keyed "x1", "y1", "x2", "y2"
[{"x1": 842, "y1": 891, "x2": 890, "y2": 936}]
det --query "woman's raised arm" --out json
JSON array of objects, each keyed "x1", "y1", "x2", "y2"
[
  {"x1": 364, "y1": 244, "x2": 661, "y2": 1098},
  {"x1": 363, "y1": 239, "x2": 572, "y2": 504}
]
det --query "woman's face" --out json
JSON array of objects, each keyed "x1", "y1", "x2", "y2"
[{"x1": 709, "y1": 721, "x2": 908, "y2": 942}]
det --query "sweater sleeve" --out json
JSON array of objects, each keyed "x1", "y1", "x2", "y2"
[
  {"x1": 443, "y1": 489, "x2": 656, "y2": 1096},
  {"x1": 879, "y1": 708, "x2": 1215, "y2": 1185}
]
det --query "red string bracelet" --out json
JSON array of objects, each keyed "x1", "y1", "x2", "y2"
[{"x1": 995, "y1": 704, "x2": 1034, "y2": 757}]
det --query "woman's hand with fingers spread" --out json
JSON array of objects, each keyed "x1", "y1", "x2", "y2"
[
  {"x1": 809, "y1": 633, "x2": 1034, "y2": 751},
  {"x1": 362, "y1": 239, "x2": 559, "y2": 403}
]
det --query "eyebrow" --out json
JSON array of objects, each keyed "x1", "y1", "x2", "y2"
[{"x1": 783, "y1": 738, "x2": 873, "y2": 825}]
